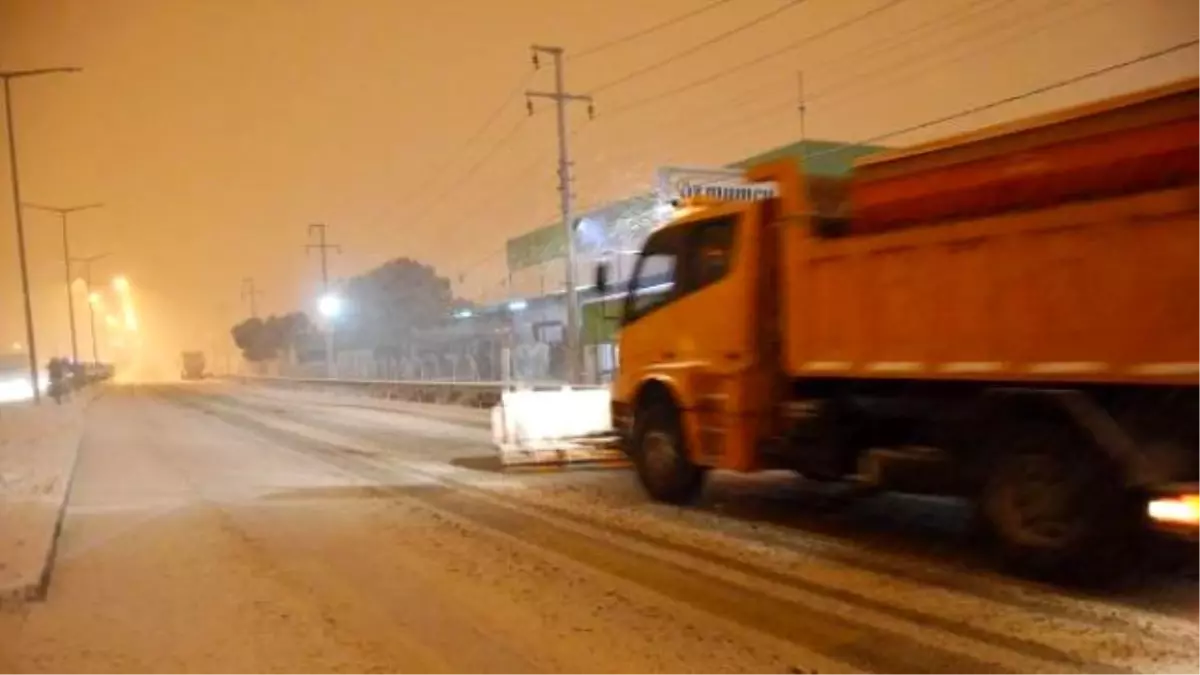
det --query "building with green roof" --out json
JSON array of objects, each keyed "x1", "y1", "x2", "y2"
[{"x1": 505, "y1": 138, "x2": 886, "y2": 275}]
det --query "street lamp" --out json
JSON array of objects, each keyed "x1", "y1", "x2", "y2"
[
  {"x1": 318, "y1": 292, "x2": 342, "y2": 379},
  {"x1": 71, "y1": 252, "x2": 111, "y2": 364},
  {"x1": 22, "y1": 202, "x2": 103, "y2": 364},
  {"x1": 2, "y1": 66, "x2": 83, "y2": 403},
  {"x1": 318, "y1": 292, "x2": 343, "y2": 319}
]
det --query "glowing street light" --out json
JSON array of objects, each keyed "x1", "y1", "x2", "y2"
[
  {"x1": 318, "y1": 292, "x2": 343, "y2": 319},
  {"x1": 112, "y1": 275, "x2": 130, "y2": 293},
  {"x1": 88, "y1": 291, "x2": 102, "y2": 307}
]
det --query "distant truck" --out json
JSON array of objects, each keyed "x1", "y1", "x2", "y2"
[
  {"x1": 596, "y1": 78, "x2": 1198, "y2": 577},
  {"x1": 181, "y1": 351, "x2": 206, "y2": 380}
]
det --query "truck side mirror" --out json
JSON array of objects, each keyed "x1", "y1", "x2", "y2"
[{"x1": 594, "y1": 262, "x2": 610, "y2": 294}]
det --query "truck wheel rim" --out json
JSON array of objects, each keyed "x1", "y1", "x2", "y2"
[{"x1": 643, "y1": 430, "x2": 677, "y2": 478}]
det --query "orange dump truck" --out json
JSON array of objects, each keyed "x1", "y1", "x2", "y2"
[{"x1": 597, "y1": 78, "x2": 1198, "y2": 577}]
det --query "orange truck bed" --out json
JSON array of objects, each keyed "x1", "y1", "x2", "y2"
[{"x1": 780, "y1": 79, "x2": 1199, "y2": 386}]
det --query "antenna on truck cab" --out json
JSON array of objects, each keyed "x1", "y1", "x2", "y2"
[{"x1": 796, "y1": 70, "x2": 807, "y2": 158}]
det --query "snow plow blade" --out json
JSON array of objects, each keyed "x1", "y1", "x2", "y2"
[{"x1": 491, "y1": 387, "x2": 627, "y2": 469}]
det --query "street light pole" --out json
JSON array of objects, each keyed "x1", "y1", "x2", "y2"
[
  {"x1": 2, "y1": 66, "x2": 82, "y2": 403},
  {"x1": 23, "y1": 202, "x2": 103, "y2": 364},
  {"x1": 307, "y1": 223, "x2": 341, "y2": 379},
  {"x1": 70, "y1": 253, "x2": 110, "y2": 364},
  {"x1": 240, "y1": 277, "x2": 262, "y2": 318}
]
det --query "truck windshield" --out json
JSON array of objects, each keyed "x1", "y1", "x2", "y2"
[
  {"x1": 623, "y1": 213, "x2": 740, "y2": 324},
  {"x1": 625, "y1": 228, "x2": 682, "y2": 322}
]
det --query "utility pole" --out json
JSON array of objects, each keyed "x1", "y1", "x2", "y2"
[
  {"x1": 71, "y1": 252, "x2": 110, "y2": 364},
  {"x1": 526, "y1": 44, "x2": 593, "y2": 384},
  {"x1": 2, "y1": 66, "x2": 82, "y2": 403},
  {"x1": 24, "y1": 202, "x2": 103, "y2": 364},
  {"x1": 306, "y1": 223, "x2": 341, "y2": 378},
  {"x1": 240, "y1": 277, "x2": 262, "y2": 318},
  {"x1": 306, "y1": 223, "x2": 341, "y2": 291}
]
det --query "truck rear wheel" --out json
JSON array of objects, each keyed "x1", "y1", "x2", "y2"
[
  {"x1": 632, "y1": 400, "x2": 705, "y2": 504},
  {"x1": 980, "y1": 431, "x2": 1136, "y2": 581}
]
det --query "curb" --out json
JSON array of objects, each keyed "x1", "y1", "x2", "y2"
[
  {"x1": 29, "y1": 413, "x2": 86, "y2": 602},
  {"x1": 0, "y1": 390, "x2": 96, "y2": 608}
]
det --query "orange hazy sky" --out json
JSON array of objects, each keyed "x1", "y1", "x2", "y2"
[{"x1": 1, "y1": 0, "x2": 1196, "y2": 369}]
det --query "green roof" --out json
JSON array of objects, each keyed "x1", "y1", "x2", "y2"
[{"x1": 728, "y1": 139, "x2": 887, "y2": 177}]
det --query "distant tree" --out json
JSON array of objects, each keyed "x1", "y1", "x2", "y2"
[
  {"x1": 231, "y1": 317, "x2": 268, "y2": 362},
  {"x1": 230, "y1": 258, "x2": 460, "y2": 361},
  {"x1": 230, "y1": 311, "x2": 312, "y2": 362},
  {"x1": 341, "y1": 258, "x2": 455, "y2": 349}
]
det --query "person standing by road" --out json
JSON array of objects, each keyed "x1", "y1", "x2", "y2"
[{"x1": 47, "y1": 357, "x2": 69, "y2": 404}]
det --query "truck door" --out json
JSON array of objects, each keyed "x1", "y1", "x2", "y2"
[
  {"x1": 673, "y1": 205, "x2": 771, "y2": 471},
  {"x1": 616, "y1": 226, "x2": 685, "y2": 385},
  {"x1": 617, "y1": 202, "x2": 771, "y2": 471}
]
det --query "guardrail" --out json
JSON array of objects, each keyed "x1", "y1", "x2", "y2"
[{"x1": 229, "y1": 375, "x2": 606, "y2": 409}]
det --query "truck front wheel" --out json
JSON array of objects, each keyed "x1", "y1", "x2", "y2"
[
  {"x1": 979, "y1": 432, "x2": 1136, "y2": 581},
  {"x1": 631, "y1": 400, "x2": 705, "y2": 504}
]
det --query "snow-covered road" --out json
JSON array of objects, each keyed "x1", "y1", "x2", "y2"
[{"x1": 0, "y1": 383, "x2": 1195, "y2": 673}]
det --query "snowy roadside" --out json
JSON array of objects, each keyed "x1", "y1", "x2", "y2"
[
  {"x1": 0, "y1": 392, "x2": 94, "y2": 606},
  {"x1": 229, "y1": 381, "x2": 492, "y2": 428}
]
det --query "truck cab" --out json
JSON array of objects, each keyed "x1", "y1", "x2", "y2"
[{"x1": 606, "y1": 191, "x2": 784, "y2": 490}]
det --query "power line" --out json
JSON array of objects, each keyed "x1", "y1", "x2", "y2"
[
  {"x1": 570, "y1": 0, "x2": 744, "y2": 60},
  {"x1": 589, "y1": 94, "x2": 799, "y2": 169},
  {"x1": 804, "y1": 38, "x2": 1200, "y2": 161},
  {"x1": 589, "y1": 0, "x2": 810, "y2": 94},
  {"x1": 589, "y1": 0, "x2": 1095, "y2": 136},
  {"x1": 373, "y1": 70, "x2": 535, "y2": 228},
  {"x1": 457, "y1": 72, "x2": 537, "y2": 156},
  {"x1": 806, "y1": 0, "x2": 1101, "y2": 106},
  {"x1": 581, "y1": 36, "x2": 1198, "y2": 202},
  {"x1": 595, "y1": 0, "x2": 997, "y2": 124},
  {"x1": 457, "y1": 153, "x2": 557, "y2": 223},
  {"x1": 407, "y1": 114, "x2": 534, "y2": 226},
  {"x1": 601, "y1": 0, "x2": 908, "y2": 115},
  {"x1": 795, "y1": 0, "x2": 1014, "y2": 99}
]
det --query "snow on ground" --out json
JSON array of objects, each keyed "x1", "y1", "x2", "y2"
[
  {"x1": 200, "y1": 383, "x2": 1200, "y2": 673},
  {"x1": 232, "y1": 380, "x2": 493, "y2": 427},
  {"x1": 2, "y1": 383, "x2": 1195, "y2": 673},
  {"x1": 0, "y1": 388, "x2": 816, "y2": 673},
  {"x1": 0, "y1": 396, "x2": 90, "y2": 603}
]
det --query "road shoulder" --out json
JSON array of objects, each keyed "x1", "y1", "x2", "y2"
[{"x1": 0, "y1": 393, "x2": 95, "y2": 606}]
